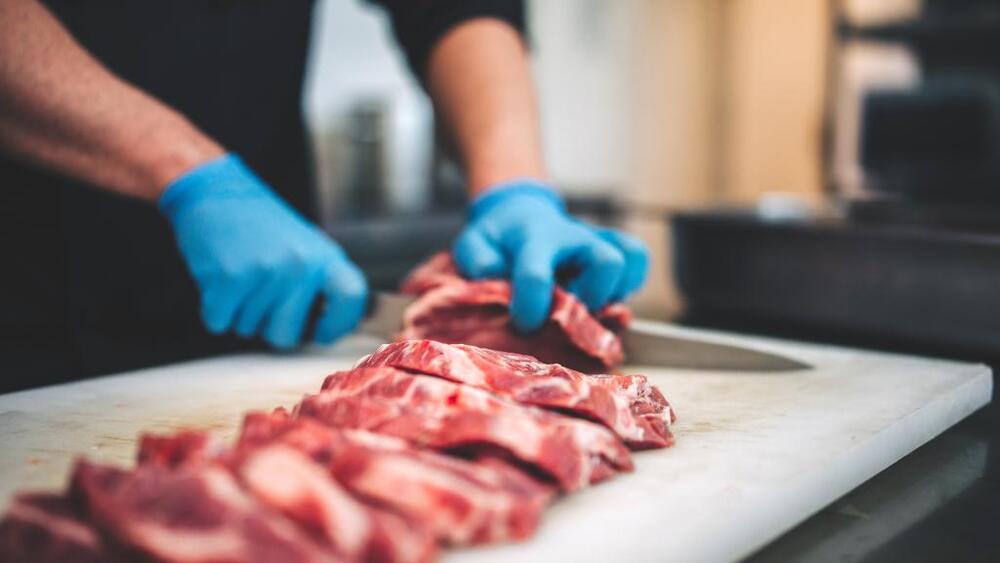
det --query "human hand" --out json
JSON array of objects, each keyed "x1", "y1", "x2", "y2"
[
  {"x1": 159, "y1": 155, "x2": 367, "y2": 349},
  {"x1": 453, "y1": 181, "x2": 649, "y2": 331}
]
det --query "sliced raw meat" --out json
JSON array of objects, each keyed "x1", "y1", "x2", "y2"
[
  {"x1": 70, "y1": 460, "x2": 339, "y2": 563},
  {"x1": 297, "y1": 367, "x2": 633, "y2": 491},
  {"x1": 137, "y1": 429, "x2": 226, "y2": 469},
  {"x1": 355, "y1": 339, "x2": 674, "y2": 448},
  {"x1": 240, "y1": 411, "x2": 554, "y2": 545},
  {"x1": 399, "y1": 252, "x2": 630, "y2": 372},
  {"x1": 235, "y1": 444, "x2": 436, "y2": 563},
  {"x1": 138, "y1": 430, "x2": 437, "y2": 563},
  {"x1": 398, "y1": 252, "x2": 458, "y2": 295},
  {"x1": 587, "y1": 371, "x2": 676, "y2": 427},
  {"x1": 0, "y1": 492, "x2": 115, "y2": 563},
  {"x1": 470, "y1": 454, "x2": 557, "y2": 502}
]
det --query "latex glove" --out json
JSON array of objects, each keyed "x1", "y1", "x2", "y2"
[
  {"x1": 453, "y1": 181, "x2": 649, "y2": 332},
  {"x1": 159, "y1": 154, "x2": 367, "y2": 349}
]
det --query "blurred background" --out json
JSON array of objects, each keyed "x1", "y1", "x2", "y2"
[
  {"x1": 303, "y1": 0, "x2": 835, "y2": 317},
  {"x1": 303, "y1": 0, "x2": 1000, "y2": 362}
]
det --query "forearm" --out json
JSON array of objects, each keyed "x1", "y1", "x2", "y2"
[
  {"x1": 0, "y1": 0, "x2": 223, "y2": 200},
  {"x1": 427, "y1": 17, "x2": 545, "y2": 196}
]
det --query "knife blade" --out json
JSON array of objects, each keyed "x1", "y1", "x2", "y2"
[
  {"x1": 620, "y1": 324, "x2": 810, "y2": 371},
  {"x1": 354, "y1": 292, "x2": 809, "y2": 371}
]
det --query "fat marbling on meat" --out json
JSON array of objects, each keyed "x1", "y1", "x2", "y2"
[
  {"x1": 239, "y1": 411, "x2": 554, "y2": 545},
  {"x1": 356, "y1": 339, "x2": 674, "y2": 449},
  {"x1": 301, "y1": 367, "x2": 634, "y2": 492}
]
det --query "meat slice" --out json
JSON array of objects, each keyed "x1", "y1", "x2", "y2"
[
  {"x1": 0, "y1": 492, "x2": 115, "y2": 563},
  {"x1": 399, "y1": 252, "x2": 630, "y2": 372},
  {"x1": 137, "y1": 429, "x2": 226, "y2": 469},
  {"x1": 355, "y1": 339, "x2": 674, "y2": 448},
  {"x1": 138, "y1": 431, "x2": 437, "y2": 563},
  {"x1": 235, "y1": 444, "x2": 436, "y2": 563},
  {"x1": 297, "y1": 367, "x2": 634, "y2": 491},
  {"x1": 70, "y1": 460, "x2": 339, "y2": 563},
  {"x1": 240, "y1": 411, "x2": 554, "y2": 545},
  {"x1": 398, "y1": 252, "x2": 458, "y2": 295},
  {"x1": 586, "y1": 372, "x2": 677, "y2": 427}
]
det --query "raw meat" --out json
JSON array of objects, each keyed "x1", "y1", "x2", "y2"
[
  {"x1": 399, "y1": 252, "x2": 631, "y2": 372},
  {"x1": 234, "y1": 444, "x2": 435, "y2": 563},
  {"x1": 299, "y1": 367, "x2": 634, "y2": 491},
  {"x1": 398, "y1": 252, "x2": 461, "y2": 295},
  {"x1": 137, "y1": 429, "x2": 226, "y2": 469},
  {"x1": 138, "y1": 430, "x2": 437, "y2": 563},
  {"x1": 70, "y1": 460, "x2": 339, "y2": 563},
  {"x1": 240, "y1": 410, "x2": 554, "y2": 545},
  {"x1": 355, "y1": 339, "x2": 674, "y2": 448},
  {"x1": 0, "y1": 301, "x2": 680, "y2": 561},
  {"x1": 0, "y1": 492, "x2": 115, "y2": 563}
]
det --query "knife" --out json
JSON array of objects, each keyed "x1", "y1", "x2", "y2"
[
  {"x1": 620, "y1": 324, "x2": 811, "y2": 371},
  {"x1": 359, "y1": 292, "x2": 809, "y2": 371}
]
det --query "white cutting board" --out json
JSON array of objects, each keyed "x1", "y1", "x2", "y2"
[{"x1": 0, "y1": 322, "x2": 991, "y2": 563}]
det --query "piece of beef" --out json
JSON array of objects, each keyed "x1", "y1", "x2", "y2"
[
  {"x1": 298, "y1": 367, "x2": 633, "y2": 492},
  {"x1": 138, "y1": 430, "x2": 437, "y2": 563},
  {"x1": 137, "y1": 429, "x2": 227, "y2": 469},
  {"x1": 70, "y1": 460, "x2": 339, "y2": 563},
  {"x1": 399, "y1": 252, "x2": 630, "y2": 372},
  {"x1": 355, "y1": 339, "x2": 674, "y2": 448},
  {"x1": 239, "y1": 411, "x2": 554, "y2": 545},
  {"x1": 586, "y1": 371, "x2": 676, "y2": 426},
  {"x1": 0, "y1": 492, "x2": 116, "y2": 563},
  {"x1": 235, "y1": 444, "x2": 436, "y2": 563}
]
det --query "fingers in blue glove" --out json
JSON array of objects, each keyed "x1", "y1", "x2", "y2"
[
  {"x1": 200, "y1": 273, "x2": 256, "y2": 334},
  {"x1": 565, "y1": 238, "x2": 626, "y2": 311},
  {"x1": 233, "y1": 268, "x2": 295, "y2": 339},
  {"x1": 313, "y1": 262, "x2": 368, "y2": 345},
  {"x1": 263, "y1": 265, "x2": 326, "y2": 350},
  {"x1": 510, "y1": 244, "x2": 557, "y2": 333},
  {"x1": 453, "y1": 228, "x2": 508, "y2": 279},
  {"x1": 596, "y1": 228, "x2": 650, "y2": 300}
]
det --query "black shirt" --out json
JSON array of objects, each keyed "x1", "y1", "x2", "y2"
[{"x1": 0, "y1": 0, "x2": 524, "y2": 392}]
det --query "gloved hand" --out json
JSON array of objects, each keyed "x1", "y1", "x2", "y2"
[
  {"x1": 159, "y1": 154, "x2": 367, "y2": 349},
  {"x1": 453, "y1": 180, "x2": 649, "y2": 332}
]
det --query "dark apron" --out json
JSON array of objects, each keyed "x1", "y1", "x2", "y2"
[{"x1": 0, "y1": 0, "x2": 316, "y2": 392}]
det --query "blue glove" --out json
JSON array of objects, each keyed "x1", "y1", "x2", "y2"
[
  {"x1": 453, "y1": 180, "x2": 649, "y2": 332},
  {"x1": 159, "y1": 154, "x2": 367, "y2": 349}
]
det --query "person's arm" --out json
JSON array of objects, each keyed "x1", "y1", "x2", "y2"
[
  {"x1": 427, "y1": 19, "x2": 647, "y2": 329},
  {"x1": 0, "y1": 0, "x2": 222, "y2": 198},
  {"x1": 426, "y1": 18, "x2": 544, "y2": 195},
  {"x1": 372, "y1": 2, "x2": 650, "y2": 331},
  {"x1": 367, "y1": 0, "x2": 534, "y2": 195},
  {"x1": 0, "y1": 0, "x2": 367, "y2": 349}
]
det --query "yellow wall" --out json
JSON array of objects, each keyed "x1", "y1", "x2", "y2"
[
  {"x1": 720, "y1": 0, "x2": 831, "y2": 204},
  {"x1": 622, "y1": 0, "x2": 831, "y2": 317}
]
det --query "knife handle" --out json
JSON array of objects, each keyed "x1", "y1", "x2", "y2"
[{"x1": 303, "y1": 293, "x2": 380, "y2": 344}]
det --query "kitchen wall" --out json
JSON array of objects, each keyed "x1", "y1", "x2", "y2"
[
  {"x1": 303, "y1": 0, "x2": 638, "y2": 212},
  {"x1": 304, "y1": 0, "x2": 835, "y2": 318},
  {"x1": 303, "y1": 0, "x2": 433, "y2": 218},
  {"x1": 538, "y1": 0, "x2": 832, "y2": 317}
]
